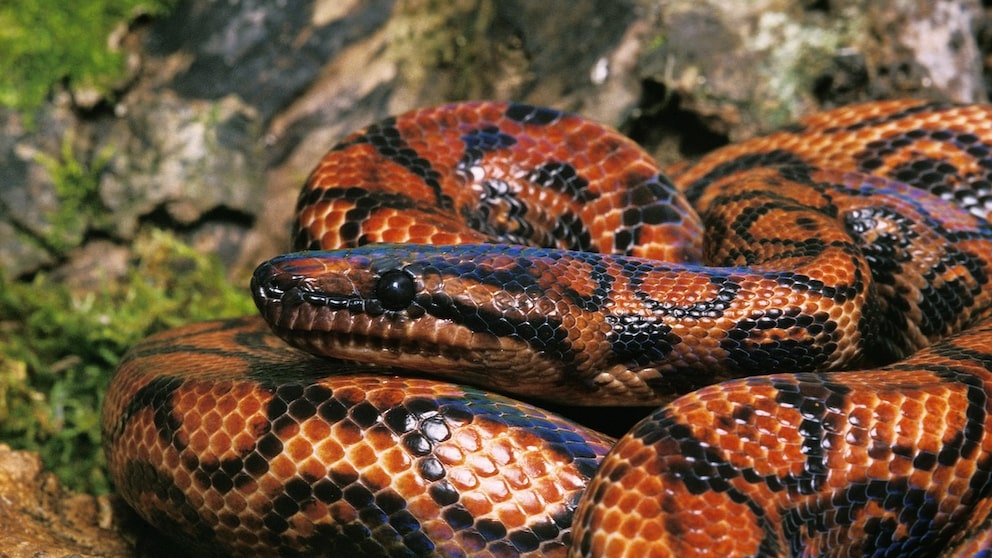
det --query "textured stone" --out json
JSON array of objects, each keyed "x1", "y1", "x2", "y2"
[{"x1": 0, "y1": 444, "x2": 131, "y2": 557}]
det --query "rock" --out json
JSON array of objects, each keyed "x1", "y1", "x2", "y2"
[
  {"x1": 0, "y1": 99, "x2": 81, "y2": 277},
  {"x1": 0, "y1": 443, "x2": 131, "y2": 557},
  {"x1": 634, "y1": 0, "x2": 986, "y2": 157},
  {"x1": 99, "y1": 91, "x2": 264, "y2": 253}
]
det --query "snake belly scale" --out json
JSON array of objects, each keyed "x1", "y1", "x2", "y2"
[{"x1": 103, "y1": 99, "x2": 992, "y2": 557}]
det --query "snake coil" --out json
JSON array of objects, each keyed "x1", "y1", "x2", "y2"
[{"x1": 105, "y1": 100, "x2": 992, "y2": 557}]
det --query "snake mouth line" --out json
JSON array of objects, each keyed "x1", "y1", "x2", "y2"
[
  {"x1": 254, "y1": 279, "x2": 520, "y2": 367},
  {"x1": 265, "y1": 315, "x2": 559, "y2": 397}
]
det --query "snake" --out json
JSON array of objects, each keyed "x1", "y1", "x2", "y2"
[{"x1": 102, "y1": 99, "x2": 992, "y2": 557}]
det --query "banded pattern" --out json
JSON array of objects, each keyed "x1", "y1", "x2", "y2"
[
  {"x1": 294, "y1": 102, "x2": 703, "y2": 264},
  {"x1": 103, "y1": 317, "x2": 613, "y2": 557},
  {"x1": 574, "y1": 322, "x2": 992, "y2": 557},
  {"x1": 105, "y1": 100, "x2": 992, "y2": 556}
]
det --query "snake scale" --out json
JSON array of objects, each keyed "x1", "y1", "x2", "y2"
[{"x1": 103, "y1": 99, "x2": 992, "y2": 557}]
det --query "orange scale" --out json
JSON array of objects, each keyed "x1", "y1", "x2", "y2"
[
  {"x1": 759, "y1": 440, "x2": 795, "y2": 469},
  {"x1": 379, "y1": 227, "x2": 411, "y2": 243},
  {"x1": 701, "y1": 396, "x2": 736, "y2": 419},
  {"x1": 868, "y1": 420, "x2": 895, "y2": 442},
  {"x1": 887, "y1": 454, "x2": 914, "y2": 477},
  {"x1": 915, "y1": 426, "x2": 945, "y2": 455},
  {"x1": 517, "y1": 452, "x2": 550, "y2": 478},
  {"x1": 704, "y1": 517, "x2": 735, "y2": 542},
  {"x1": 714, "y1": 432, "x2": 745, "y2": 457},
  {"x1": 905, "y1": 466, "x2": 936, "y2": 492},
  {"x1": 298, "y1": 417, "x2": 331, "y2": 443},
  {"x1": 273, "y1": 419, "x2": 301, "y2": 440},
  {"x1": 615, "y1": 490, "x2": 644, "y2": 516},
  {"x1": 510, "y1": 488, "x2": 545, "y2": 515},
  {"x1": 362, "y1": 425, "x2": 399, "y2": 451},
  {"x1": 208, "y1": 431, "x2": 232, "y2": 454},
  {"x1": 163, "y1": 449, "x2": 181, "y2": 470},
  {"x1": 178, "y1": 403, "x2": 202, "y2": 429},
  {"x1": 937, "y1": 496, "x2": 966, "y2": 521},
  {"x1": 739, "y1": 438, "x2": 771, "y2": 465},
  {"x1": 480, "y1": 476, "x2": 512, "y2": 502},
  {"x1": 846, "y1": 404, "x2": 874, "y2": 431},
  {"x1": 596, "y1": 506, "x2": 624, "y2": 533},
  {"x1": 452, "y1": 428, "x2": 482, "y2": 453},
  {"x1": 366, "y1": 385, "x2": 408, "y2": 406},
  {"x1": 753, "y1": 414, "x2": 786, "y2": 439},
  {"x1": 267, "y1": 454, "x2": 300, "y2": 481},
  {"x1": 405, "y1": 222, "x2": 440, "y2": 239},
  {"x1": 214, "y1": 393, "x2": 239, "y2": 415},
  {"x1": 406, "y1": 493, "x2": 442, "y2": 522},
  {"x1": 331, "y1": 420, "x2": 363, "y2": 445},
  {"x1": 447, "y1": 467, "x2": 480, "y2": 490},
  {"x1": 237, "y1": 395, "x2": 262, "y2": 416},
  {"x1": 955, "y1": 457, "x2": 980, "y2": 481},
  {"x1": 284, "y1": 437, "x2": 314, "y2": 461},
  {"x1": 362, "y1": 465, "x2": 391, "y2": 489},
  {"x1": 202, "y1": 396, "x2": 230, "y2": 421},
  {"x1": 173, "y1": 468, "x2": 193, "y2": 492},
  {"x1": 140, "y1": 422, "x2": 162, "y2": 450},
  {"x1": 221, "y1": 412, "x2": 246, "y2": 435},
  {"x1": 346, "y1": 442, "x2": 378, "y2": 469},
  {"x1": 189, "y1": 430, "x2": 211, "y2": 452},
  {"x1": 319, "y1": 231, "x2": 339, "y2": 248},
  {"x1": 495, "y1": 505, "x2": 528, "y2": 531},
  {"x1": 459, "y1": 491, "x2": 495, "y2": 518},
  {"x1": 491, "y1": 438, "x2": 520, "y2": 464},
  {"x1": 555, "y1": 467, "x2": 587, "y2": 492},
  {"x1": 377, "y1": 446, "x2": 412, "y2": 475},
  {"x1": 894, "y1": 414, "x2": 921, "y2": 440},
  {"x1": 430, "y1": 229, "x2": 472, "y2": 245},
  {"x1": 603, "y1": 535, "x2": 639, "y2": 558}
]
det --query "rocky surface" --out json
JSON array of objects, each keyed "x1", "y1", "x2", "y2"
[
  {"x1": 0, "y1": 444, "x2": 128, "y2": 557},
  {"x1": 1, "y1": 0, "x2": 990, "y2": 554}
]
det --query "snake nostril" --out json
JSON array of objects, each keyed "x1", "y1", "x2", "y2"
[
  {"x1": 251, "y1": 262, "x2": 277, "y2": 300},
  {"x1": 375, "y1": 269, "x2": 417, "y2": 311}
]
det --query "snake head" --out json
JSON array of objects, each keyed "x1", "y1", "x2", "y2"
[{"x1": 251, "y1": 243, "x2": 608, "y2": 398}]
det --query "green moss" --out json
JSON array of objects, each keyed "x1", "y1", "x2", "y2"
[
  {"x1": 0, "y1": 0, "x2": 176, "y2": 113},
  {"x1": 33, "y1": 133, "x2": 115, "y2": 257},
  {"x1": 0, "y1": 230, "x2": 255, "y2": 494}
]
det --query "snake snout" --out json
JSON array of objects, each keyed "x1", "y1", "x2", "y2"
[{"x1": 250, "y1": 260, "x2": 282, "y2": 302}]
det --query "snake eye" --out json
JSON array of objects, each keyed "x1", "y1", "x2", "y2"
[{"x1": 375, "y1": 269, "x2": 417, "y2": 311}]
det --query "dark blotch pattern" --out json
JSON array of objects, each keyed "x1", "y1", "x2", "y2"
[{"x1": 110, "y1": 100, "x2": 992, "y2": 557}]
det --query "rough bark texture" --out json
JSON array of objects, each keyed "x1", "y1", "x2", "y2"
[{"x1": 1, "y1": 0, "x2": 990, "y2": 554}]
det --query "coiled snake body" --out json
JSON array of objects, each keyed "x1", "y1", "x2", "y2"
[{"x1": 104, "y1": 100, "x2": 992, "y2": 556}]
